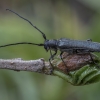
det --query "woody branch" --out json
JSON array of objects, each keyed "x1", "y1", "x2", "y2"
[{"x1": 0, "y1": 58, "x2": 52, "y2": 75}]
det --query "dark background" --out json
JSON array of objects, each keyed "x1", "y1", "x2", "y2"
[{"x1": 0, "y1": 0, "x2": 100, "y2": 100}]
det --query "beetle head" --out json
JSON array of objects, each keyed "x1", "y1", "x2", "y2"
[{"x1": 44, "y1": 40, "x2": 50, "y2": 52}]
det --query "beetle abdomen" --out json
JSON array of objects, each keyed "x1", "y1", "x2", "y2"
[{"x1": 57, "y1": 38, "x2": 100, "y2": 52}]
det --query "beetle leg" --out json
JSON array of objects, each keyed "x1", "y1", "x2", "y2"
[
  {"x1": 49, "y1": 48, "x2": 53, "y2": 59},
  {"x1": 87, "y1": 39, "x2": 92, "y2": 42},
  {"x1": 60, "y1": 52, "x2": 69, "y2": 73},
  {"x1": 48, "y1": 49, "x2": 57, "y2": 74},
  {"x1": 49, "y1": 49, "x2": 57, "y2": 66},
  {"x1": 88, "y1": 53, "x2": 100, "y2": 68}
]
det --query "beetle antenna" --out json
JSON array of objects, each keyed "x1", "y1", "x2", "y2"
[
  {"x1": 0, "y1": 42, "x2": 44, "y2": 48},
  {"x1": 6, "y1": 9, "x2": 47, "y2": 41}
]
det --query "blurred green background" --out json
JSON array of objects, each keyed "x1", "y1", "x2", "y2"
[{"x1": 1, "y1": 0, "x2": 100, "y2": 100}]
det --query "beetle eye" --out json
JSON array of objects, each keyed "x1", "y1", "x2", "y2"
[{"x1": 44, "y1": 45, "x2": 49, "y2": 52}]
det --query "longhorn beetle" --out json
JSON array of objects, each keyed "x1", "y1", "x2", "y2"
[{"x1": 1, "y1": 9, "x2": 100, "y2": 72}]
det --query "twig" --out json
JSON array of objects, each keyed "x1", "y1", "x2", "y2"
[
  {"x1": 0, "y1": 53, "x2": 100, "y2": 85},
  {"x1": 0, "y1": 58, "x2": 52, "y2": 75},
  {"x1": 0, "y1": 53, "x2": 96, "y2": 75}
]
